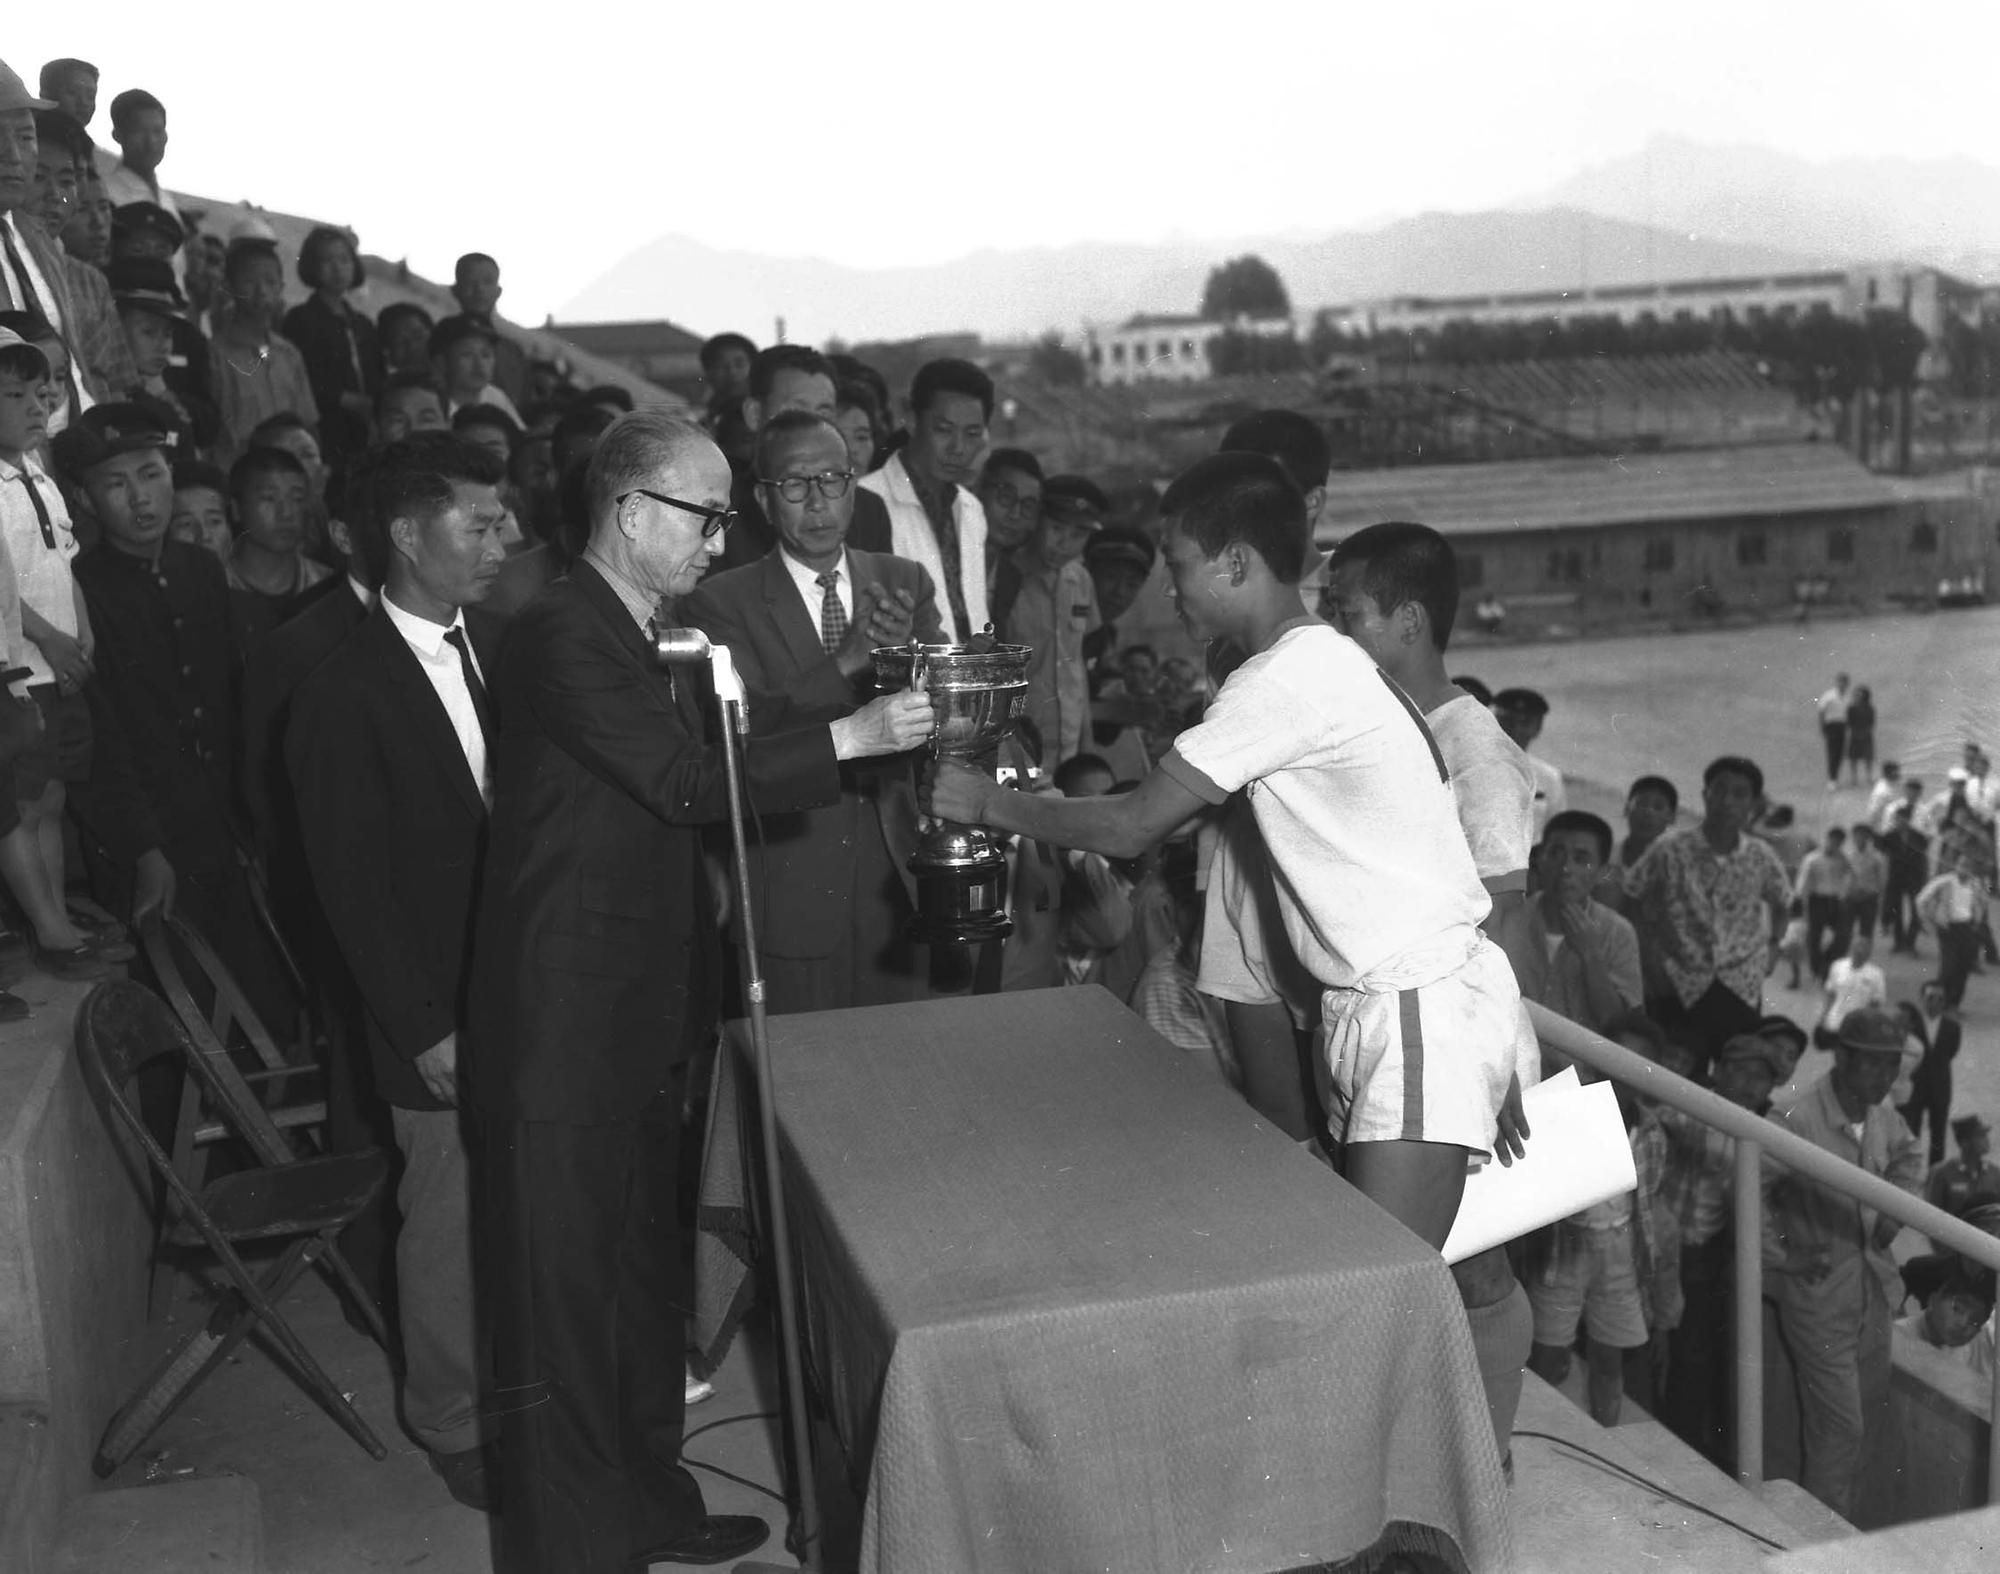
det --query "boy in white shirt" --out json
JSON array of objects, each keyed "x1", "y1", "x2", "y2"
[
  {"x1": 930, "y1": 452, "x2": 1534, "y2": 1444},
  {"x1": 0, "y1": 325, "x2": 101, "y2": 970}
]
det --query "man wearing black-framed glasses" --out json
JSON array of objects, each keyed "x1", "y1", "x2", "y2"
[
  {"x1": 468, "y1": 410, "x2": 933, "y2": 1574},
  {"x1": 684, "y1": 409, "x2": 943, "y2": 1017}
]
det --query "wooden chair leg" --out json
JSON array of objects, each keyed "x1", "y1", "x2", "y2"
[
  {"x1": 316, "y1": 1243, "x2": 392, "y2": 1352},
  {"x1": 98, "y1": 1238, "x2": 319, "y2": 1475},
  {"x1": 148, "y1": 1073, "x2": 208, "y2": 1323},
  {"x1": 98, "y1": 1234, "x2": 388, "y2": 1475}
]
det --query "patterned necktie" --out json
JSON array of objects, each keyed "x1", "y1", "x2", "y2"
[
  {"x1": 816, "y1": 570, "x2": 847, "y2": 655},
  {"x1": 16, "y1": 470, "x2": 56, "y2": 551},
  {"x1": 442, "y1": 627, "x2": 494, "y2": 751}
]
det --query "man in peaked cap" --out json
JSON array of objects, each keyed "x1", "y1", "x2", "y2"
[
  {"x1": 56, "y1": 404, "x2": 285, "y2": 1021},
  {"x1": 1760, "y1": 1004, "x2": 1924, "y2": 1517}
]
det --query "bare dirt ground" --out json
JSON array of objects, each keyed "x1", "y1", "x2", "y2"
[{"x1": 1466, "y1": 602, "x2": 2000, "y2": 1169}]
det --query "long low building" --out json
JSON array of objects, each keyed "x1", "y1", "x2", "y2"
[{"x1": 1316, "y1": 444, "x2": 1997, "y2": 631}]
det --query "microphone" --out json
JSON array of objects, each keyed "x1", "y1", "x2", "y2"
[{"x1": 652, "y1": 626, "x2": 747, "y2": 721}]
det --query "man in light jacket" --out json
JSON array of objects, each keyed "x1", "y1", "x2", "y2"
[{"x1": 860, "y1": 356, "x2": 992, "y2": 642}]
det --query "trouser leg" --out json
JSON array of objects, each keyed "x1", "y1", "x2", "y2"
[
  {"x1": 389, "y1": 1104, "x2": 487, "y2": 1456},
  {"x1": 1777, "y1": 1277, "x2": 1866, "y2": 1518},
  {"x1": 488, "y1": 1079, "x2": 705, "y2": 1574},
  {"x1": 1940, "y1": 924, "x2": 1975, "y2": 1006},
  {"x1": 1664, "y1": 1232, "x2": 1732, "y2": 1467}
]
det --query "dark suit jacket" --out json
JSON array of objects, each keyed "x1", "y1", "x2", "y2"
[
  {"x1": 467, "y1": 560, "x2": 844, "y2": 1124},
  {"x1": 682, "y1": 547, "x2": 940, "y2": 961},
  {"x1": 240, "y1": 576, "x2": 369, "y2": 854},
  {"x1": 716, "y1": 469, "x2": 894, "y2": 573},
  {"x1": 287, "y1": 602, "x2": 505, "y2": 1111}
]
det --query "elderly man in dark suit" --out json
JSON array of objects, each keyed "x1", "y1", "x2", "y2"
[
  {"x1": 686, "y1": 410, "x2": 943, "y2": 1013},
  {"x1": 287, "y1": 436, "x2": 510, "y2": 1511},
  {"x1": 467, "y1": 410, "x2": 931, "y2": 1574}
]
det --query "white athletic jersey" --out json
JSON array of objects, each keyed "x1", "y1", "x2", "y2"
[
  {"x1": 1165, "y1": 623, "x2": 1489, "y2": 990},
  {"x1": 1427, "y1": 692, "x2": 1534, "y2": 888}
]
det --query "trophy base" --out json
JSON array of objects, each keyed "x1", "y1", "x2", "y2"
[{"x1": 906, "y1": 836, "x2": 1013, "y2": 947}]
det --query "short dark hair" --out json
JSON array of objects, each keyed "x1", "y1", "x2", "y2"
[
  {"x1": 748, "y1": 344, "x2": 832, "y2": 401},
  {"x1": 1326, "y1": 520, "x2": 1459, "y2": 650},
  {"x1": 980, "y1": 447, "x2": 1042, "y2": 486},
  {"x1": 1451, "y1": 674, "x2": 1493, "y2": 706},
  {"x1": 109, "y1": 89, "x2": 164, "y2": 135},
  {"x1": 250, "y1": 411, "x2": 318, "y2": 448},
  {"x1": 830, "y1": 355, "x2": 892, "y2": 419},
  {"x1": 170, "y1": 458, "x2": 228, "y2": 497},
  {"x1": 452, "y1": 403, "x2": 521, "y2": 444},
  {"x1": 551, "y1": 401, "x2": 617, "y2": 470},
  {"x1": 754, "y1": 409, "x2": 847, "y2": 478},
  {"x1": 297, "y1": 226, "x2": 364, "y2": 290},
  {"x1": 1218, "y1": 409, "x2": 1332, "y2": 495},
  {"x1": 1158, "y1": 451, "x2": 1308, "y2": 585},
  {"x1": 453, "y1": 252, "x2": 498, "y2": 282},
  {"x1": 1493, "y1": 687, "x2": 1549, "y2": 717},
  {"x1": 353, "y1": 434, "x2": 506, "y2": 583},
  {"x1": 228, "y1": 446, "x2": 307, "y2": 502},
  {"x1": 0, "y1": 339, "x2": 48, "y2": 381},
  {"x1": 39, "y1": 59, "x2": 97, "y2": 93},
  {"x1": 1542, "y1": 809, "x2": 1614, "y2": 862},
  {"x1": 834, "y1": 379, "x2": 881, "y2": 422},
  {"x1": 30, "y1": 110, "x2": 89, "y2": 165},
  {"x1": 376, "y1": 371, "x2": 443, "y2": 415},
  {"x1": 699, "y1": 332, "x2": 757, "y2": 371},
  {"x1": 1626, "y1": 775, "x2": 1679, "y2": 814},
  {"x1": 1704, "y1": 755, "x2": 1765, "y2": 798},
  {"x1": 910, "y1": 358, "x2": 994, "y2": 421},
  {"x1": 375, "y1": 301, "x2": 434, "y2": 341}
]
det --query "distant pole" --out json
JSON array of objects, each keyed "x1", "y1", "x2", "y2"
[{"x1": 774, "y1": 315, "x2": 787, "y2": 346}]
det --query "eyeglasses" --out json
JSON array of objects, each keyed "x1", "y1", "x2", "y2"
[
  {"x1": 985, "y1": 482, "x2": 1042, "y2": 520},
  {"x1": 618, "y1": 488, "x2": 737, "y2": 538},
  {"x1": 757, "y1": 470, "x2": 854, "y2": 505}
]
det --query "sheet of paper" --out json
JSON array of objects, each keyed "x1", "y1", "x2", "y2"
[{"x1": 1441, "y1": 1067, "x2": 1637, "y2": 1264}]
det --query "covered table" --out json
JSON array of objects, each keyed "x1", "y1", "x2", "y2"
[{"x1": 694, "y1": 986, "x2": 1513, "y2": 1573}]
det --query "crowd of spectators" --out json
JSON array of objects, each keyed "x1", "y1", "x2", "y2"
[{"x1": 2, "y1": 48, "x2": 1997, "y2": 1547}]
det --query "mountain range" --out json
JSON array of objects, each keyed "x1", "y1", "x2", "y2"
[{"x1": 553, "y1": 139, "x2": 2000, "y2": 345}]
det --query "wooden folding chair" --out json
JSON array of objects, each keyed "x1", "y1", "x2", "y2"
[
  {"x1": 139, "y1": 912, "x2": 330, "y2": 1319},
  {"x1": 76, "y1": 979, "x2": 394, "y2": 1475}
]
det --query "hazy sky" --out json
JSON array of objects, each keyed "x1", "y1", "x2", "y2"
[{"x1": 13, "y1": 1, "x2": 1998, "y2": 323}]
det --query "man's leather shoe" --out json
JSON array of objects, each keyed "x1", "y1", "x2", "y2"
[
  {"x1": 630, "y1": 1514, "x2": 770, "y2": 1567},
  {"x1": 428, "y1": 1445, "x2": 495, "y2": 1512}
]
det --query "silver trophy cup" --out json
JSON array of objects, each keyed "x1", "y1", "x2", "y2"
[{"x1": 872, "y1": 639, "x2": 1031, "y2": 944}]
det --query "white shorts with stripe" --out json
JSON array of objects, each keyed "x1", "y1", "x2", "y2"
[{"x1": 1319, "y1": 935, "x2": 1535, "y2": 1159}]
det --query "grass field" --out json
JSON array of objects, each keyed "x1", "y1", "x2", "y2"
[{"x1": 1467, "y1": 602, "x2": 2000, "y2": 1185}]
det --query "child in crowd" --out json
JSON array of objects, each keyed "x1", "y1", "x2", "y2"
[
  {"x1": 0, "y1": 327, "x2": 107, "y2": 973},
  {"x1": 207, "y1": 237, "x2": 319, "y2": 467},
  {"x1": 1773, "y1": 900, "x2": 1808, "y2": 989},
  {"x1": 168, "y1": 459, "x2": 233, "y2": 560},
  {"x1": 1527, "y1": 1009, "x2": 1682, "y2": 1427},
  {"x1": 222, "y1": 447, "x2": 329, "y2": 644},
  {"x1": 107, "y1": 257, "x2": 197, "y2": 456},
  {"x1": 1894, "y1": 1270, "x2": 1996, "y2": 1377},
  {"x1": 430, "y1": 316, "x2": 520, "y2": 423}
]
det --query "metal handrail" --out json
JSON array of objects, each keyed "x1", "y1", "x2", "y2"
[{"x1": 1524, "y1": 1001, "x2": 2000, "y2": 1505}]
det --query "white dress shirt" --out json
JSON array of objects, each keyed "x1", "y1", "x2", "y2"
[
  {"x1": 382, "y1": 593, "x2": 489, "y2": 804},
  {"x1": 779, "y1": 546, "x2": 852, "y2": 634},
  {"x1": 0, "y1": 452, "x2": 80, "y2": 684}
]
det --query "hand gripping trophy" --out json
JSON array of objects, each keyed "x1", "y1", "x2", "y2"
[{"x1": 872, "y1": 632, "x2": 1031, "y2": 944}]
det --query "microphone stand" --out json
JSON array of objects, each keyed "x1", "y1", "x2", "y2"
[{"x1": 658, "y1": 629, "x2": 821, "y2": 1570}]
